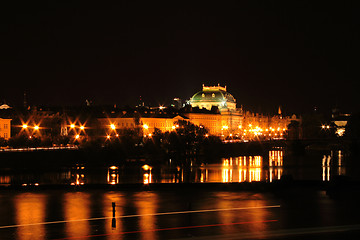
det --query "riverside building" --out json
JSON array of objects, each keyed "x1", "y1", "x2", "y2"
[{"x1": 99, "y1": 85, "x2": 298, "y2": 140}]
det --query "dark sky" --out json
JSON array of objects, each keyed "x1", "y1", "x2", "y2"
[{"x1": 0, "y1": 1, "x2": 358, "y2": 114}]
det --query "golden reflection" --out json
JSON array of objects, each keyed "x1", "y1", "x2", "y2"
[
  {"x1": 134, "y1": 192, "x2": 158, "y2": 240},
  {"x1": 222, "y1": 168, "x2": 230, "y2": 182},
  {"x1": 269, "y1": 150, "x2": 283, "y2": 167},
  {"x1": 269, "y1": 167, "x2": 283, "y2": 182},
  {"x1": 222, "y1": 155, "x2": 263, "y2": 183},
  {"x1": 322, "y1": 166, "x2": 330, "y2": 181},
  {"x1": 200, "y1": 170, "x2": 205, "y2": 182},
  {"x1": 0, "y1": 175, "x2": 10, "y2": 185},
  {"x1": 64, "y1": 192, "x2": 90, "y2": 238},
  {"x1": 15, "y1": 193, "x2": 47, "y2": 240},
  {"x1": 143, "y1": 173, "x2": 152, "y2": 184},
  {"x1": 107, "y1": 166, "x2": 119, "y2": 185},
  {"x1": 218, "y1": 153, "x2": 284, "y2": 183}
]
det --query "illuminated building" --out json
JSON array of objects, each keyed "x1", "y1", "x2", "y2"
[
  {"x1": 0, "y1": 118, "x2": 11, "y2": 140},
  {"x1": 98, "y1": 113, "x2": 187, "y2": 135},
  {"x1": 190, "y1": 84, "x2": 237, "y2": 112},
  {"x1": 97, "y1": 85, "x2": 299, "y2": 140},
  {"x1": 331, "y1": 107, "x2": 351, "y2": 137},
  {"x1": 186, "y1": 85, "x2": 298, "y2": 138}
]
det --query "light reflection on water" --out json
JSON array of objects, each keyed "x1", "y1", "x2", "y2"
[
  {"x1": 64, "y1": 192, "x2": 91, "y2": 238},
  {"x1": 0, "y1": 190, "x2": 280, "y2": 240},
  {"x1": 321, "y1": 150, "x2": 346, "y2": 182},
  {"x1": 15, "y1": 193, "x2": 47, "y2": 240},
  {"x1": 211, "y1": 154, "x2": 282, "y2": 183},
  {"x1": 0, "y1": 150, "x2": 354, "y2": 186},
  {"x1": 135, "y1": 192, "x2": 159, "y2": 240}
]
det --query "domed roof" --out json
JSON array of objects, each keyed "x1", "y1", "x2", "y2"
[{"x1": 190, "y1": 85, "x2": 236, "y2": 103}]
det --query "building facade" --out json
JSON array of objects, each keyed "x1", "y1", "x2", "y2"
[
  {"x1": 0, "y1": 118, "x2": 11, "y2": 140},
  {"x1": 96, "y1": 85, "x2": 299, "y2": 140}
]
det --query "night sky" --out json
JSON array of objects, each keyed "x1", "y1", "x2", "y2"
[{"x1": 1, "y1": 1, "x2": 357, "y2": 114}]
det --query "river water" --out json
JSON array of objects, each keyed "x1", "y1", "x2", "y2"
[
  {"x1": 1, "y1": 149, "x2": 360, "y2": 239},
  {"x1": 0, "y1": 149, "x2": 357, "y2": 186}
]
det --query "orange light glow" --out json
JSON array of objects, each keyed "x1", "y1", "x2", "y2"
[
  {"x1": 143, "y1": 124, "x2": 149, "y2": 130},
  {"x1": 142, "y1": 164, "x2": 152, "y2": 171},
  {"x1": 70, "y1": 124, "x2": 75, "y2": 128},
  {"x1": 75, "y1": 134, "x2": 80, "y2": 139},
  {"x1": 80, "y1": 126, "x2": 85, "y2": 130},
  {"x1": 110, "y1": 124, "x2": 116, "y2": 130},
  {"x1": 22, "y1": 124, "x2": 28, "y2": 129},
  {"x1": 34, "y1": 125, "x2": 39, "y2": 130}
]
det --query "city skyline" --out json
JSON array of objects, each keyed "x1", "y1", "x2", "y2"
[{"x1": 1, "y1": 1, "x2": 357, "y2": 114}]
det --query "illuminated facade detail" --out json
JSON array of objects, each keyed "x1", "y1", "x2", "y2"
[
  {"x1": 99, "y1": 115, "x2": 186, "y2": 134},
  {"x1": 185, "y1": 85, "x2": 298, "y2": 138},
  {"x1": 190, "y1": 84, "x2": 237, "y2": 112},
  {"x1": 0, "y1": 118, "x2": 11, "y2": 140}
]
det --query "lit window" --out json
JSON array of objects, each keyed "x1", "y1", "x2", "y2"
[
  {"x1": 202, "y1": 93, "x2": 205, "y2": 97},
  {"x1": 212, "y1": 93, "x2": 215, "y2": 97}
]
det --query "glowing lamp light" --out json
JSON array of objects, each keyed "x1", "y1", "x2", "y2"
[
  {"x1": 110, "y1": 124, "x2": 116, "y2": 130},
  {"x1": 222, "y1": 125, "x2": 229, "y2": 130},
  {"x1": 22, "y1": 124, "x2": 28, "y2": 129},
  {"x1": 143, "y1": 124, "x2": 149, "y2": 130},
  {"x1": 142, "y1": 164, "x2": 152, "y2": 171},
  {"x1": 144, "y1": 173, "x2": 150, "y2": 184},
  {"x1": 107, "y1": 135, "x2": 111, "y2": 139},
  {"x1": 70, "y1": 124, "x2": 75, "y2": 128},
  {"x1": 75, "y1": 134, "x2": 80, "y2": 139},
  {"x1": 322, "y1": 125, "x2": 325, "y2": 129},
  {"x1": 34, "y1": 125, "x2": 39, "y2": 130},
  {"x1": 80, "y1": 126, "x2": 85, "y2": 130},
  {"x1": 172, "y1": 125, "x2": 176, "y2": 130}
]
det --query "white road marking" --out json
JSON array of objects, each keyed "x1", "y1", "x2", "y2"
[{"x1": 0, "y1": 205, "x2": 280, "y2": 229}]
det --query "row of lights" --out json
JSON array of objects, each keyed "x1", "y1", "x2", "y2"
[{"x1": 22, "y1": 124, "x2": 40, "y2": 130}]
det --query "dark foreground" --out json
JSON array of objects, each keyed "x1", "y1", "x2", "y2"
[{"x1": 1, "y1": 182, "x2": 360, "y2": 240}]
